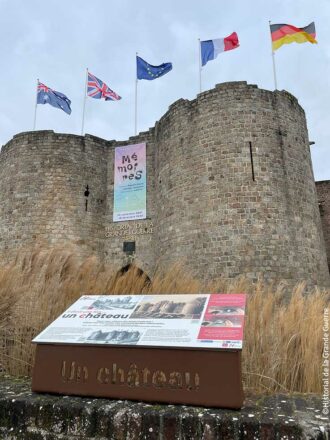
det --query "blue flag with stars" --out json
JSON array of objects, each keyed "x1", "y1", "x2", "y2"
[
  {"x1": 37, "y1": 82, "x2": 71, "y2": 115},
  {"x1": 137, "y1": 56, "x2": 172, "y2": 80}
]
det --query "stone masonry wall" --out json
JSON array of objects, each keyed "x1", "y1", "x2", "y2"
[
  {"x1": 316, "y1": 180, "x2": 330, "y2": 271},
  {"x1": 0, "y1": 131, "x2": 108, "y2": 258},
  {"x1": 0, "y1": 376, "x2": 328, "y2": 440},
  {"x1": 0, "y1": 82, "x2": 329, "y2": 286},
  {"x1": 152, "y1": 83, "x2": 329, "y2": 285}
]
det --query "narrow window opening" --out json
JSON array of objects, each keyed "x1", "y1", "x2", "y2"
[
  {"x1": 84, "y1": 185, "x2": 90, "y2": 211},
  {"x1": 249, "y1": 141, "x2": 255, "y2": 181},
  {"x1": 319, "y1": 200, "x2": 325, "y2": 217}
]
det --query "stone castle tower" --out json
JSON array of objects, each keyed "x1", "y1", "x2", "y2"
[{"x1": 0, "y1": 81, "x2": 329, "y2": 286}]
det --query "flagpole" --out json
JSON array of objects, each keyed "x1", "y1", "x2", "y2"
[
  {"x1": 33, "y1": 79, "x2": 39, "y2": 131},
  {"x1": 81, "y1": 68, "x2": 88, "y2": 136},
  {"x1": 135, "y1": 52, "x2": 138, "y2": 135},
  {"x1": 269, "y1": 21, "x2": 278, "y2": 90},
  {"x1": 198, "y1": 38, "x2": 202, "y2": 93}
]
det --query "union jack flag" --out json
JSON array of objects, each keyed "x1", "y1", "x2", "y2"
[
  {"x1": 87, "y1": 72, "x2": 121, "y2": 101},
  {"x1": 38, "y1": 82, "x2": 51, "y2": 93}
]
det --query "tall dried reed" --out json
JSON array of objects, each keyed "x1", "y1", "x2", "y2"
[{"x1": 0, "y1": 247, "x2": 328, "y2": 394}]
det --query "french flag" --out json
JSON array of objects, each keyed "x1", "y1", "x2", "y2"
[{"x1": 201, "y1": 32, "x2": 239, "y2": 66}]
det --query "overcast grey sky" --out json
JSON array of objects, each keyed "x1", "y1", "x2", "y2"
[{"x1": 0, "y1": 0, "x2": 329, "y2": 180}]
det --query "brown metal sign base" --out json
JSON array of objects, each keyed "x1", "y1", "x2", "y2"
[{"x1": 32, "y1": 344, "x2": 244, "y2": 409}]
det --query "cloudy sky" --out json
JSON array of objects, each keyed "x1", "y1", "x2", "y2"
[{"x1": 0, "y1": 0, "x2": 329, "y2": 180}]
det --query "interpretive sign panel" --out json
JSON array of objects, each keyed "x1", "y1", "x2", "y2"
[
  {"x1": 32, "y1": 294, "x2": 246, "y2": 409},
  {"x1": 33, "y1": 294, "x2": 246, "y2": 349},
  {"x1": 113, "y1": 143, "x2": 146, "y2": 222}
]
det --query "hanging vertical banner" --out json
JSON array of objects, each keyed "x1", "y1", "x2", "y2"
[{"x1": 113, "y1": 143, "x2": 146, "y2": 222}]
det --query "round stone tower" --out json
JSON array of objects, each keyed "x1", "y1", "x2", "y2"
[
  {"x1": 153, "y1": 82, "x2": 329, "y2": 285},
  {"x1": 0, "y1": 131, "x2": 108, "y2": 257}
]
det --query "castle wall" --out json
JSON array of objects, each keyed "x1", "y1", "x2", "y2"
[
  {"x1": 103, "y1": 131, "x2": 156, "y2": 274},
  {"x1": 271, "y1": 92, "x2": 329, "y2": 284},
  {"x1": 316, "y1": 180, "x2": 330, "y2": 272},
  {"x1": 153, "y1": 83, "x2": 329, "y2": 285},
  {"x1": 0, "y1": 82, "x2": 329, "y2": 286},
  {"x1": 0, "y1": 131, "x2": 108, "y2": 257}
]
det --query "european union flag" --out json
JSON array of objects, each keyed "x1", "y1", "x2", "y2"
[
  {"x1": 37, "y1": 82, "x2": 72, "y2": 115},
  {"x1": 137, "y1": 56, "x2": 172, "y2": 80}
]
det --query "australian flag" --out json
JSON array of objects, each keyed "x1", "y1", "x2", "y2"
[
  {"x1": 137, "y1": 56, "x2": 172, "y2": 80},
  {"x1": 37, "y1": 82, "x2": 71, "y2": 114},
  {"x1": 87, "y1": 72, "x2": 121, "y2": 101}
]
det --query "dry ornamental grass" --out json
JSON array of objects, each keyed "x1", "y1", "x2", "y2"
[{"x1": 0, "y1": 247, "x2": 328, "y2": 394}]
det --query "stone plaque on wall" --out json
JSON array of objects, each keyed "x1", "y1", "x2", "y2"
[{"x1": 105, "y1": 221, "x2": 153, "y2": 238}]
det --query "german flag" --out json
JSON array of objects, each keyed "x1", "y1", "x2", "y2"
[{"x1": 270, "y1": 22, "x2": 317, "y2": 51}]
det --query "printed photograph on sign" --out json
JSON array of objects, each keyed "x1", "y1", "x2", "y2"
[
  {"x1": 207, "y1": 306, "x2": 244, "y2": 315},
  {"x1": 197, "y1": 294, "x2": 246, "y2": 344},
  {"x1": 113, "y1": 143, "x2": 146, "y2": 222},
  {"x1": 130, "y1": 295, "x2": 207, "y2": 319},
  {"x1": 87, "y1": 296, "x2": 139, "y2": 311},
  {"x1": 82, "y1": 329, "x2": 141, "y2": 345},
  {"x1": 201, "y1": 315, "x2": 244, "y2": 327}
]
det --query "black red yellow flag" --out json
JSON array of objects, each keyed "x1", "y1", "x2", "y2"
[{"x1": 270, "y1": 22, "x2": 317, "y2": 51}]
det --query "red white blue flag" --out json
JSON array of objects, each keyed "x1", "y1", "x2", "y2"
[
  {"x1": 201, "y1": 32, "x2": 239, "y2": 66},
  {"x1": 87, "y1": 72, "x2": 121, "y2": 101}
]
